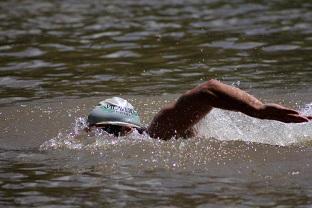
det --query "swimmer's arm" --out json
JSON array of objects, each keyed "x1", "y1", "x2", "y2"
[
  {"x1": 190, "y1": 79, "x2": 311, "y2": 122},
  {"x1": 148, "y1": 79, "x2": 311, "y2": 140}
]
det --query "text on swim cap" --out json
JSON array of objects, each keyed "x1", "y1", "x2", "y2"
[{"x1": 100, "y1": 103, "x2": 139, "y2": 117}]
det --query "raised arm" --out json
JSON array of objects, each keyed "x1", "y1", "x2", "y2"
[{"x1": 147, "y1": 79, "x2": 311, "y2": 140}]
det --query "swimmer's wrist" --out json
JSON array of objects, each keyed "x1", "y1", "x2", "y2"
[{"x1": 254, "y1": 104, "x2": 267, "y2": 119}]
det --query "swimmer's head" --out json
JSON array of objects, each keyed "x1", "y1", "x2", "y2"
[{"x1": 87, "y1": 97, "x2": 143, "y2": 136}]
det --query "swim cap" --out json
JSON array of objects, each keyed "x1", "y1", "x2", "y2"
[{"x1": 87, "y1": 97, "x2": 142, "y2": 128}]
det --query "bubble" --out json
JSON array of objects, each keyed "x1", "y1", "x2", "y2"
[{"x1": 302, "y1": 103, "x2": 312, "y2": 115}]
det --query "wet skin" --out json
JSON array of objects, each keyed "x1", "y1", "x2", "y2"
[{"x1": 90, "y1": 80, "x2": 312, "y2": 140}]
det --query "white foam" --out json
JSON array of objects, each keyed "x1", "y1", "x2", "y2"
[
  {"x1": 40, "y1": 103, "x2": 312, "y2": 152},
  {"x1": 197, "y1": 103, "x2": 312, "y2": 146}
]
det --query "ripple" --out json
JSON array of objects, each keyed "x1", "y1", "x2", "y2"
[
  {"x1": 0, "y1": 0, "x2": 311, "y2": 103},
  {"x1": 112, "y1": 31, "x2": 154, "y2": 42},
  {"x1": 92, "y1": 74, "x2": 116, "y2": 81},
  {"x1": 142, "y1": 68, "x2": 172, "y2": 76},
  {"x1": 42, "y1": 44, "x2": 75, "y2": 52},
  {"x1": 82, "y1": 31, "x2": 121, "y2": 40},
  {"x1": 103, "y1": 50, "x2": 141, "y2": 58},
  {"x1": 0, "y1": 77, "x2": 42, "y2": 89},
  {"x1": 0, "y1": 61, "x2": 64, "y2": 71},
  {"x1": 101, "y1": 42, "x2": 138, "y2": 50},
  {"x1": 0, "y1": 48, "x2": 45, "y2": 58},
  {"x1": 202, "y1": 40, "x2": 264, "y2": 50},
  {"x1": 0, "y1": 45, "x2": 12, "y2": 51},
  {"x1": 262, "y1": 44, "x2": 300, "y2": 52},
  {"x1": 179, "y1": 72, "x2": 204, "y2": 77}
]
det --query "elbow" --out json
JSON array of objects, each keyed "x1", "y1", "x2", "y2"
[
  {"x1": 196, "y1": 79, "x2": 221, "y2": 97},
  {"x1": 199, "y1": 79, "x2": 221, "y2": 91},
  {"x1": 206, "y1": 79, "x2": 221, "y2": 86}
]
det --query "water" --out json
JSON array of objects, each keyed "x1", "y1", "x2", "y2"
[
  {"x1": 1, "y1": 0, "x2": 312, "y2": 207},
  {"x1": 1, "y1": 0, "x2": 312, "y2": 105}
]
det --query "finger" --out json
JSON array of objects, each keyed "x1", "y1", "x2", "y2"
[
  {"x1": 269, "y1": 104, "x2": 300, "y2": 114},
  {"x1": 283, "y1": 114, "x2": 309, "y2": 123},
  {"x1": 281, "y1": 108, "x2": 300, "y2": 115}
]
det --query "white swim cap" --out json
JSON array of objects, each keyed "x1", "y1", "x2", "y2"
[{"x1": 87, "y1": 97, "x2": 142, "y2": 128}]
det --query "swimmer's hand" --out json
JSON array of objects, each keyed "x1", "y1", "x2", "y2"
[{"x1": 259, "y1": 103, "x2": 312, "y2": 123}]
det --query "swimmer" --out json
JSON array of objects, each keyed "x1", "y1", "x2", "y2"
[{"x1": 87, "y1": 79, "x2": 312, "y2": 140}]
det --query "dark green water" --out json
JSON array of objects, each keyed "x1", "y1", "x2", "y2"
[
  {"x1": 1, "y1": 0, "x2": 312, "y2": 207},
  {"x1": 0, "y1": 0, "x2": 311, "y2": 104}
]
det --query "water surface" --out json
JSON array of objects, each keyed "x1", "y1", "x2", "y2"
[
  {"x1": 1, "y1": 0, "x2": 312, "y2": 207},
  {"x1": 0, "y1": 0, "x2": 311, "y2": 104}
]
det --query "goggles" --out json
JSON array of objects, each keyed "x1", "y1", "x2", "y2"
[{"x1": 92, "y1": 124, "x2": 146, "y2": 137}]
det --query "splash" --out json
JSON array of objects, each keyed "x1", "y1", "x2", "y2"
[
  {"x1": 39, "y1": 116, "x2": 152, "y2": 151},
  {"x1": 39, "y1": 104, "x2": 312, "y2": 172},
  {"x1": 197, "y1": 103, "x2": 312, "y2": 146},
  {"x1": 40, "y1": 103, "x2": 312, "y2": 152},
  {"x1": 302, "y1": 103, "x2": 312, "y2": 115}
]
